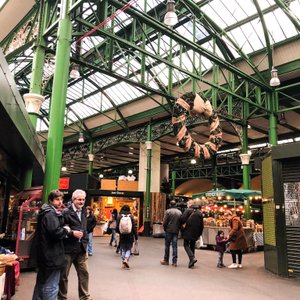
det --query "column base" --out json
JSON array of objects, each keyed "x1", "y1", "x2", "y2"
[{"x1": 143, "y1": 221, "x2": 151, "y2": 237}]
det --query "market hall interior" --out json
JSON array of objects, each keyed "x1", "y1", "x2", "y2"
[{"x1": 13, "y1": 236, "x2": 300, "y2": 300}]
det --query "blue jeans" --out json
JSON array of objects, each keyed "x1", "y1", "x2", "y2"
[
  {"x1": 121, "y1": 249, "x2": 131, "y2": 262},
  {"x1": 164, "y1": 232, "x2": 178, "y2": 264},
  {"x1": 110, "y1": 229, "x2": 117, "y2": 245},
  {"x1": 32, "y1": 268, "x2": 61, "y2": 300},
  {"x1": 88, "y1": 232, "x2": 93, "y2": 255}
]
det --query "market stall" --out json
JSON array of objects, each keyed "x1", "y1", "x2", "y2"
[{"x1": 193, "y1": 189, "x2": 263, "y2": 249}]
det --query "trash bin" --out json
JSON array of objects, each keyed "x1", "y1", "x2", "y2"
[{"x1": 152, "y1": 222, "x2": 165, "y2": 238}]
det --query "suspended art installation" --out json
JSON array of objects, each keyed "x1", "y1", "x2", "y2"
[{"x1": 172, "y1": 92, "x2": 222, "y2": 160}]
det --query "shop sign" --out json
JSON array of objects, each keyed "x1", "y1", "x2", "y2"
[
  {"x1": 59, "y1": 177, "x2": 70, "y2": 190},
  {"x1": 111, "y1": 191, "x2": 125, "y2": 195}
]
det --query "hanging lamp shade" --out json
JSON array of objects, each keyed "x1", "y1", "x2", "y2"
[
  {"x1": 70, "y1": 63, "x2": 80, "y2": 79},
  {"x1": 278, "y1": 112, "x2": 287, "y2": 125},
  {"x1": 78, "y1": 131, "x2": 84, "y2": 143},
  {"x1": 164, "y1": 0, "x2": 178, "y2": 26},
  {"x1": 270, "y1": 66, "x2": 280, "y2": 87}
]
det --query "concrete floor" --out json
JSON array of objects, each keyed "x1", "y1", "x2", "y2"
[{"x1": 13, "y1": 236, "x2": 300, "y2": 300}]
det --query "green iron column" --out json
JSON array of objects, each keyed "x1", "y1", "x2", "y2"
[
  {"x1": 241, "y1": 91, "x2": 251, "y2": 219},
  {"x1": 171, "y1": 170, "x2": 176, "y2": 198},
  {"x1": 22, "y1": 1, "x2": 50, "y2": 188},
  {"x1": 144, "y1": 124, "x2": 152, "y2": 236},
  {"x1": 269, "y1": 92, "x2": 278, "y2": 145},
  {"x1": 88, "y1": 142, "x2": 94, "y2": 176},
  {"x1": 43, "y1": 0, "x2": 72, "y2": 201}
]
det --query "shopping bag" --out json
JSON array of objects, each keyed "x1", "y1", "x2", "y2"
[{"x1": 132, "y1": 241, "x2": 139, "y2": 255}]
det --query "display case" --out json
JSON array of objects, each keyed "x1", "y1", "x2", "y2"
[{"x1": 15, "y1": 195, "x2": 41, "y2": 267}]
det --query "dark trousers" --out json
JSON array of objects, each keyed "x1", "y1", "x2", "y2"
[
  {"x1": 183, "y1": 239, "x2": 196, "y2": 261},
  {"x1": 231, "y1": 249, "x2": 243, "y2": 264},
  {"x1": 58, "y1": 252, "x2": 91, "y2": 300}
]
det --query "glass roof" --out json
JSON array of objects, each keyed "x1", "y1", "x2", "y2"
[{"x1": 2, "y1": 0, "x2": 300, "y2": 133}]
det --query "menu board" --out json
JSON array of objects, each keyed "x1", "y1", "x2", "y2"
[{"x1": 283, "y1": 182, "x2": 300, "y2": 227}]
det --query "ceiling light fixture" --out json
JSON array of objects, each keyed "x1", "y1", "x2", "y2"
[
  {"x1": 78, "y1": 131, "x2": 84, "y2": 143},
  {"x1": 61, "y1": 166, "x2": 67, "y2": 172},
  {"x1": 191, "y1": 158, "x2": 197, "y2": 164},
  {"x1": 164, "y1": 0, "x2": 178, "y2": 27},
  {"x1": 269, "y1": 66, "x2": 280, "y2": 87},
  {"x1": 278, "y1": 112, "x2": 287, "y2": 125},
  {"x1": 70, "y1": 63, "x2": 80, "y2": 79},
  {"x1": 128, "y1": 169, "x2": 133, "y2": 175}
]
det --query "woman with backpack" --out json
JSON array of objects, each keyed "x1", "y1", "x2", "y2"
[{"x1": 116, "y1": 205, "x2": 138, "y2": 269}]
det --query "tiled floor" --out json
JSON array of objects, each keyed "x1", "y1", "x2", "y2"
[{"x1": 13, "y1": 236, "x2": 300, "y2": 300}]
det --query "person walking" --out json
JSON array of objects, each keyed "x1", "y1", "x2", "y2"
[
  {"x1": 116, "y1": 205, "x2": 138, "y2": 269},
  {"x1": 215, "y1": 230, "x2": 227, "y2": 268},
  {"x1": 58, "y1": 189, "x2": 92, "y2": 300},
  {"x1": 160, "y1": 200, "x2": 182, "y2": 267},
  {"x1": 226, "y1": 211, "x2": 248, "y2": 269},
  {"x1": 32, "y1": 190, "x2": 76, "y2": 300},
  {"x1": 108, "y1": 208, "x2": 118, "y2": 247},
  {"x1": 180, "y1": 200, "x2": 204, "y2": 268},
  {"x1": 86, "y1": 206, "x2": 97, "y2": 256}
]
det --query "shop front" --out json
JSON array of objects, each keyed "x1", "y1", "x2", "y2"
[{"x1": 87, "y1": 190, "x2": 143, "y2": 236}]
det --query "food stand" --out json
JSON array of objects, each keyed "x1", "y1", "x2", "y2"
[{"x1": 193, "y1": 189, "x2": 263, "y2": 249}]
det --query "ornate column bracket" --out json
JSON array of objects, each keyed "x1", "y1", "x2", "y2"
[{"x1": 23, "y1": 93, "x2": 45, "y2": 114}]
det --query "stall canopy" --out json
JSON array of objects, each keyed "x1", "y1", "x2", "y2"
[{"x1": 193, "y1": 189, "x2": 261, "y2": 200}]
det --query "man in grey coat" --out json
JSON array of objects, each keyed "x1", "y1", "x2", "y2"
[{"x1": 160, "y1": 200, "x2": 182, "y2": 267}]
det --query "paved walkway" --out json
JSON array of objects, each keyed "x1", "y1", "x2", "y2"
[{"x1": 13, "y1": 236, "x2": 300, "y2": 300}]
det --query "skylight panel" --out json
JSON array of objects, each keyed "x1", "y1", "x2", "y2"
[
  {"x1": 36, "y1": 119, "x2": 48, "y2": 132},
  {"x1": 80, "y1": 36, "x2": 104, "y2": 54},
  {"x1": 264, "y1": 9, "x2": 297, "y2": 43},
  {"x1": 0, "y1": 0, "x2": 7, "y2": 9},
  {"x1": 71, "y1": 101, "x2": 97, "y2": 118},
  {"x1": 89, "y1": 72, "x2": 117, "y2": 87},
  {"x1": 228, "y1": 21, "x2": 264, "y2": 54},
  {"x1": 203, "y1": 0, "x2": 230, "y2": 27},
  {"x1": 290, "y1": 1, "x2": 300, "y2": 20},
  {"x1": 149, "y1": 63, "x2": 169, "y2": 86}
]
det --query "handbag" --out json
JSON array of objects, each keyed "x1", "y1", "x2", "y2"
[
  {"x1": 105, "y1": 227, "x2": 112, "y2": 235},
  {"x1": 181, "y1": 209, "x2": 196, "y2": 231},
  {"x1": 132, "y1": 241, "x2": 139, "y2": 255},
  {"x1": 228, "y1": 231, "x2": 237, "y2": 242}
]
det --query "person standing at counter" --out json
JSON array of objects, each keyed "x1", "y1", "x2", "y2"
[
  {"x1": 180, "y1": 200, "x2": 204, "y2": 268},
  {"x1": 225, "y1": 211, "x2": 247, "y2": 269}
]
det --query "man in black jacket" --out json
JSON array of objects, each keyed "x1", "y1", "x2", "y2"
[
  {"x1": 180, "y1": 200, "x2": 204, "y2": 268},
  {"x1": 58, "y1": 189, "x2": 92, "y2": 300},
  {"x1": 32, "y1": 190, "x2": 81, "y2": 300},
  {"x1": 160, "y1": 200, "x2": 182, "y2": 267}
]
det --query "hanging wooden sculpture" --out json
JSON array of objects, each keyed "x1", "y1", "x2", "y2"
[{"x1": 172, "y1": 92, "x2": 222, "y2": 159}]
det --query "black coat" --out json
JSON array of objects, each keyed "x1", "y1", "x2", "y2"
[
  {"x1": 87, "y1": 215, "x2": 97, "y2": 233},
  {"x1": 62, "y1": 205, "x2": 89, "y2": 254},
  {"x1": 33, "y1": 204, "x2": 68, "y2": 270},
  {"x1": 180, "y1": 206, "x2": 204, "y2": 241}
]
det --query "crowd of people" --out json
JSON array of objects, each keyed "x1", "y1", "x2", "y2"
[
  {"x1": 31, "y1": 190, "x2": 247, "y2": 300},
  {"x1": 160, "y1": 199, "x2": 247, "y2": 269}
]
